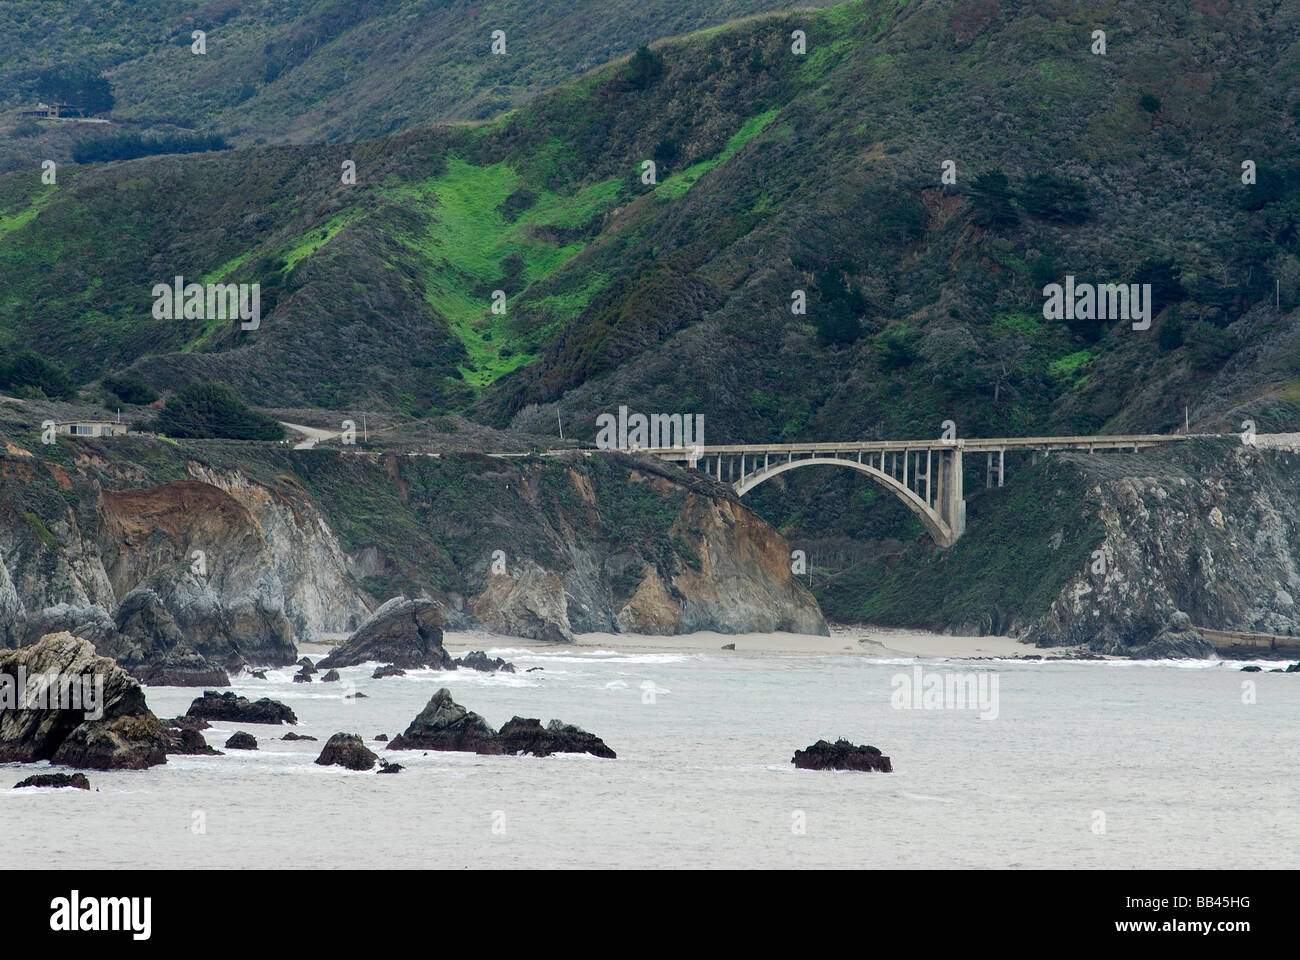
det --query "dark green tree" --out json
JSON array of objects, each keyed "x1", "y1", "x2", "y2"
[
  {"x1": 626, "y1": 45, "x2": 664, "y2": 89},
  {"x1": 101, "y1": 374, "x2": 158, "y2": 405},
  {"x1": 0, "y1": 348, "x2": 77, "y2": 399},
  {"x1": 969, "y1": 169, "x2": 1018, "y2": 228},
  {"x1": 153, "y1": 382, "x2": 284, "y2": 440},
  {"x1": 1019, "y1": 173, "x2": 1093, "y2": 224},
  {"x1": 35, "y1": 65, "x2": 114, "y2": 114}
]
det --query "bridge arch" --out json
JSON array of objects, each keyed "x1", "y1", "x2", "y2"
[{"x1": 733, "y1": 456, "x2": 955, "y2": 547}]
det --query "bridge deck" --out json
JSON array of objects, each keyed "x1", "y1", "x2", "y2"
[{"x1": 641, "y1": 434, "x2": 1183, "y2": 458}]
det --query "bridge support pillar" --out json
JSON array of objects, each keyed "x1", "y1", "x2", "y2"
[
  {"x1": 998, "y1": 449, "x2": 1004, "y2": 487},
  {"x1": 936, "y1": 448, "x2": 965, "y2": 540}
]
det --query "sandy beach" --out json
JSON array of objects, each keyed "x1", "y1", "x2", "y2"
[
  {"x1": 561, "y1": 624, "x2": 1078, "y2": 659},
  {"x1": 293, "y1": 624, "x2": 1085, "y2": 660}
]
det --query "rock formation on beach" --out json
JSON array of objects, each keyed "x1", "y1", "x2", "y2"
[
  {"x1": 388, "y1": 687, "x2": 615, "y2": 758},
  {"x1": 315, "y1": 733, "x2": 378, "y2": 770},
  {"x1": 0, "y1": 632, "x2": 168, "y2": 770},
  {"x1": 792, "y1": 739, "x2": 892, "y2": 773},
  {"x1": 184, "y1": 690, "x2": 298, "y2": 725},
  {"x1": 319, "y1": 597, "x2": 454, "y2": 670}
]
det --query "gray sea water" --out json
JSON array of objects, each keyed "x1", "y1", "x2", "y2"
[{"x1": 4, "y1": 634, "x2": 1297, "y2": 869}]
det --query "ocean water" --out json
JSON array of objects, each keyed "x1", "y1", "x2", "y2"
[{"x1": 3, "y1": 634, "x2": 1297, "y2": 869}]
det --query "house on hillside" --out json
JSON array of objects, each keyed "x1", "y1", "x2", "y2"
[
  {"x1": 18, "y1": 102, "x2": 111, "y2": 124},
  {"x1": 20, "y1": 102, "x2": 72, "y2": 118},
  {"x1": 55, "y1": 420, "x2": 129, "y2": 438}
]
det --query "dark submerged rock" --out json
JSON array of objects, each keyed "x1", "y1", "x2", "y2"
[
  {"x1": 376, "y1": 759, "x2": 403, "y2": 774},
  {"x1": 387, "y1": 688, "x2": 615, "y2": 758},
  {"x1": 320, "y1": 669, "x2": 340, "y2": 682},
  {"x1": 792, "y1": 739, "x2": 892, "y2": 773},
  {"x1": 315, "y1": 733, "x2": 377, "y2": 771},
  {"x1": 453, "y1": 650, "x2": 516, "y2": 673},
  {"x1": 495, "y1": 717, "x2": 617, "y2": 759},
  {"x1": 14, "y1": 772, "x2": 92, "y2": 790},
  {"x1": 162, "y1": 725, "x2": 220, "y2": 755},
  {"x1": 281, "y1": 732, "x2": 318, "y2": 741},
  {"x1": 184, "y1": 690, "x2": 297, "y2": 725},
  {"x1": 372, "y1": 664, "x2": 406, "y2": 679}
]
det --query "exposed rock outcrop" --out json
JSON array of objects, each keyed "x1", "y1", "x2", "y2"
[
  {"x1": 15, "y1": 772, "x2": 91, "y2": 790},
  {"x1": 495, "y1": 717, "x2": 616, "y2": 758},
  {"x1": 1, "y1": 441, "x2": 826, "y2": 655},
  {"x1": 162, "y1": 726, "x2": 220, "y2": 755},
  {"x1": 472, "y1": 561, "x2": 574, "y2": 643},
  {"x1": 315, "y1": 733, "x2": 377, "y2": 770},
  {"x1": 388, "y1": 688, "x2": 497, "y2": 753},
  {"x1": 319, "y1": 597, "x2": 452, "y2": 669},
  {"x1": 792, "y1": 739, "x2": 892, "y2": 773},
  {"x1": 224, "y1": 731, "x2": 257, "y2": 750},
  {"x1": 387, "y1": 688, "x2": 614, "y2": 758},
  {"x1": 320, "y1": 668, "x2": 340, "y2": 682},
  {"x1": 0, "y1": 632, "x2": 168, "y2": 770},
  {"x1": 454, "y1": 651, "x2": 516, "y2": 673},
  {"x1": 1023, "y1": 442, "x2": 1300, "y2": 656},
  {"x1": 184, "y1": 690, "x2": 297, "y2": 725}
]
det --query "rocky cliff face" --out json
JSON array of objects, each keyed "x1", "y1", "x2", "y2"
[
  {"x1": 1024, "y1": 440, "x2": 1300, "y2": 656},
  {"x1": 0, "y1": 429, "x2": 827, "y2": 666}
]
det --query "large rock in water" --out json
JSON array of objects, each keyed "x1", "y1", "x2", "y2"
[
  {"x1": 318, "y1": 597, "x2": 453, "y2": 669},
  {"x1": 495, "y1": 717, "x2": 617, "y2": 758},
  {"x1": 388, "y1": 688, "x2": 498, "y2": 753},
  {"x1": 792, "y1": 739, "x2": 892, "y2": 773},
  {"x1": 15, "y1": 772, "x2": 91, "y2": 790},
  {"x1": 184, "y1": 690, "x2": 297, "y2": 725},
  {"x1": 388, "y1": 688, "x2": 615, "y2": 758},
  {"x1": 0, "y1": 633, "x2": 168, "y2": 770},
  {"x1": 315, "y1": 733, "x2": 377, "y2": 770}
]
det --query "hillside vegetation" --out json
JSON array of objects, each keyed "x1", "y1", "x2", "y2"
[
  {"x1": 2, "y1": 0, "x2": 1296, "y2": 442},
  {"x1": 0, "y1": 0, "x2": 837, "y2": 168}
]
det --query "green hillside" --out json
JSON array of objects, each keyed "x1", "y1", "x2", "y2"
[
  {"x1": 0, "y1": 0, "x2": 838, "y2": 170},
  {"x1": 1, "y1": 0, "x2": 1298, "y2": 440}
]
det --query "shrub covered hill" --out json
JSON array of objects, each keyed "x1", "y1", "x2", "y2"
[
  {"x1": 1, "y1": 0, "x2": 1298, "y2": 642},
  {"x1": 0, "y1": 0, "x2": 838, "y2": 168}
]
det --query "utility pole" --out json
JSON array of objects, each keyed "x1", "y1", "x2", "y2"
[
  {"x1": 1185, "y1": 406, "x2": 1189, "y2": 435},
  {"x1": 362, "y1": 412, "x2": 367, "y2": 443},
  {"x1": 558, "y1": 411, "x2": 564, "y2": 441}
]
